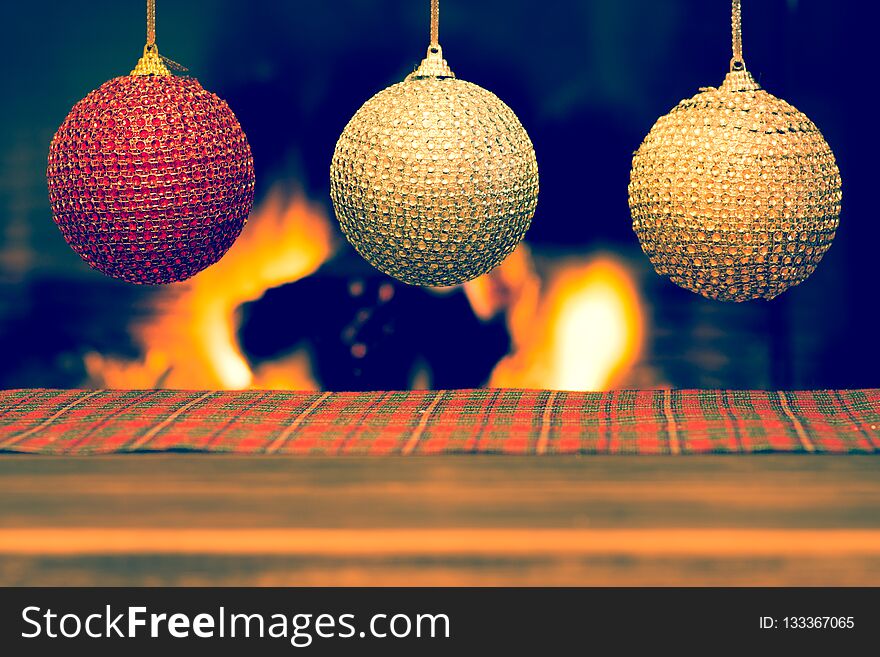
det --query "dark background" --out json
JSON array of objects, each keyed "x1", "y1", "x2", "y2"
[{"x1": 0, "y1": 0, "x2": 876, "y2": 391}]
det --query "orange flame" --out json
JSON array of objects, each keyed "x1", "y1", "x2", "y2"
[
  {"x1": 465, "y1": 249, "x2": 644, "y2": 391},
  {"x1": 85, "y1": 184, "x2": 337, "y2": 390}
]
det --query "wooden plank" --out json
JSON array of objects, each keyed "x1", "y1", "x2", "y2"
[
  {"x1": 2, "y1": 527, "x2": 880, "y2": 555},
  {"x1": 0, "y1": 455, "x2": 878, "y2": 585}
]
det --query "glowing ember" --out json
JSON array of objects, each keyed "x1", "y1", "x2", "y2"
[{"x1": 85, "y1": 184, "x2": 337, "y2": 390}]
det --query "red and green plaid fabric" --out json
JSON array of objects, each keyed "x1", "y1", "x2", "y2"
[{"x1": 0, "y1": 388, "x2": 878, "y2": 455}]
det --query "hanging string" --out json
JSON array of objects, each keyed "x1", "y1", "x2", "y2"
[
  {"x1": 731, "y1": 0, "x2": 745, "y2": 70},
  {"x1": 132, "y1": 0, "x2": 187, "y2": 76},
  {"x1": 430, "y1": 0, "x2": 440, "y2": 49},
  {"x1": 147, "y1": 0, "x2": 156, "y2": 49}
]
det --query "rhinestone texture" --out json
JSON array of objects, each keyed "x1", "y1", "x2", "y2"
[
  {"x1": 47, "y1": 75, "x2": 255, "y2": 285},
  {"x1": 629, "y1": 70, "x2": 841, "y2": 302},
  {"x1": 330, "y1": 55, "x2": 539, "y2": 287}
]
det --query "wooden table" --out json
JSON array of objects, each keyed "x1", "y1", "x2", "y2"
[{"x1": 0, "y1": 455, "x2": 878, "y2": 585}]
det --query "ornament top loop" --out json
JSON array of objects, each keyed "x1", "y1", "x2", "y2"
[
  {"x1": 131, "y1": 43, "x2": 172, "y2": 77},
  {"x1": 408, "y1": 44, "x2": 455, "y2": 80},
  {"x1": 729, "y1": 0, "x2": 749, "y2": 74},
  {"x1": 723, "y1": 3, "x2": 756, "y2": 90}
]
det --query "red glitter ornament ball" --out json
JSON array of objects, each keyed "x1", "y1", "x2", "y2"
[{"x1": 47, "y1": 75, "x2": 255, "y2": 284}]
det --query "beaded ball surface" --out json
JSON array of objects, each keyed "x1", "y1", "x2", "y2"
[
  {"x1": 628, "y1": 69, "x2": 841, "y2": 302},
  {"x1": 330, "y1": 48, "x2": 539, "y2": 287},
  {"x1": 48, "y1": 74, "x2": 255, "y2": 284}
]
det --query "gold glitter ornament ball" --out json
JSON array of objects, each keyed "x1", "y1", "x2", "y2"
[
  {"x1": 330, "y1": 47, "x2": 539, "y2": 286},
  {"x1": 629, "y1": 68, "x2": 841, "y2": 302}
]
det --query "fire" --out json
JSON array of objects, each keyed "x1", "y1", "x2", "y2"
[
  {"x1": 85, "y1": 180, "x2": 642, "y2": 392},
  {"x1": 85, "y1": 184, "x2": 337, "y2": 390},
  {"x1": 466, "y1": 249, "x2": 644, "y2": 391}
]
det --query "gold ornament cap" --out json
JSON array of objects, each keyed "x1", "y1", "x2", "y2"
[
  {"x1": 408, "y1": 45, "x2": 455, "y2": 79},
  {"x1": 720, "y1": 67, "x2": 760, "y2": 92},
  {"x1": 131, "y1": 44, "x2": 171, "y2": 77}
]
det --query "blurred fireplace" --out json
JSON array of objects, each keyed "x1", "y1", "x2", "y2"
[
  {"x1": 47, "y1": 183, "x2": 649, "y2": 392},
  {"x1": 0, "y1": 179, "x2": 816, "y2": 393}
]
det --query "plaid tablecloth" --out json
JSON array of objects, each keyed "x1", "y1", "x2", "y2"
[{"x1": 0, "y1": 388, "x2": 878, "y2": 455}]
